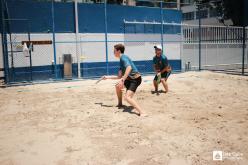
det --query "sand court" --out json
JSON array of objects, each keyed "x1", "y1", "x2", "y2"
[{"x1": 0, "y1": 71, "x2": 247, "y2": 165}]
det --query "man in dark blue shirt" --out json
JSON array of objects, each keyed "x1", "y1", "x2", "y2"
[
  {"x1": 102, "y1": 44, "x2": 147, "y2": 117},
  {"x1": 153, "y1": 45, "x2": 171, "y2": 93}
]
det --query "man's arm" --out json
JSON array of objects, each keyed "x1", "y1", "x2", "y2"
[
  {"x1": 103, "y1": 75, "x2": 119, "y2": 80},
  {"x1": 116, "y1": 66, "x2": 132, "y2": 89},
  {"x1": 103, "y1": 70, "x2": 122, "y2": 80},
  {"x1": 160, "y1": 65, "x2": 171, "y2": 74},
  {"x1": 122, "y1": 66, "x2": 132, "y2": 81},
  {"x1": 154, "y1": 64, "x2": 160, "y2": 73},
  {"x1": 159, "y1": 56, "x2": 171, "y2": 74},
  {"x1": 121, "y1": 57, "x2": 132, "y2": 81},
  {"x1": 152, "y1": 57, "x2": 159, "y2": 73}
]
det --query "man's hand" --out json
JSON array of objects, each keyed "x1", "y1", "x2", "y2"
[
  {"x1": 166, "y1": 66, "x2": 172, "y2": 72},
  {"x1": 156, "y1": 72, "x2": 161, "y2": 76},
  {"x1": 102, "y1": 75, "x2": 108, "y2": 80}
]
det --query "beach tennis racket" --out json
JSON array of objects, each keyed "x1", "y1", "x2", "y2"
[
  {"x1": 95, "y1": 77, "x2": 104, "y2": 84},
  {"x1": 156, "y1": 74, "x2": 161, "y2": 84}
]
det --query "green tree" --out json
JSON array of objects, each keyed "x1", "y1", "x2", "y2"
[
  {"x1": 107, "y1": 0, "x2": 123, "y2": 4},
  {"x1": 195, "y1": 0, "x2": 245, "y2": 26}
]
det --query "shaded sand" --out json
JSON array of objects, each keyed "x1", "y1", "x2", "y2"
[{"x1": 0, "y1": 71, "x2": 248, "y2": 165}]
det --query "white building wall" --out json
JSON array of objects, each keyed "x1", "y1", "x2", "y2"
[
  {"x1": 182, "y1": 43, "x2": 247, "y2": 70},
  {"x1": 5, "y1": 34, "x2": 54, "y2": 68},
  {"x1": 3, "y1": 32, "x2": 247, "y2": 72},
  {"x1": 5, "y1": 33, "x2": 181, "y2": 68}
]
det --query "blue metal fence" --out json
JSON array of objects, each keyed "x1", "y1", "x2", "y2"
[{"x1": 1, "y1": 0, "x2": 182, "y2": 84}]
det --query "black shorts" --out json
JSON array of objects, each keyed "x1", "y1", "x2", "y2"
[
  {"x1": 154, "y1": 71, "x2": 171, "y2": 81},
  {"x1": 124, "y1": 76, "x2": 142, "y2": 92}
]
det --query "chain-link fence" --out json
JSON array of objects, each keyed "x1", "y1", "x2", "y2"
[
  {"x1": 4, "y1": 20, "x2": 55, "y2": 82},
  {"x1": 5, "y1": 19, "x2": 32, "y2": 82},
  {"x1": 123, "y1": 21, "x2": 182, "y2": 74},
  {"x1": 1, "y1": 0, "x2": 248, "y2": 84},
  {"x1": 182, "y1": 25, "x2": 248, "y2": 75}
]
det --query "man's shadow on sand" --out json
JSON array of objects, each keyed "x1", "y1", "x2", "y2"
[
  {"x1": 151, "y1": 90, "x2": 167, "y2": 95},
  {"x1": 95, "y1": 103, "x2": 139, "y2": 116}
]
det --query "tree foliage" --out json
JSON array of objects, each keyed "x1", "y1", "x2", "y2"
[{"x1": 195, "y1": 0, "x2": 245, "y2": 26}]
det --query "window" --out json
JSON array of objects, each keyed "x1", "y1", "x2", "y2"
[
  {"x1": 209, "y1": 9, "x2": 218, "y2": 17},
  {"x1": 196, "y1": 10, "x2": 208, "y2": 19},
  {"x1": 183, "y1": 12, "x2": 195, "y2": 21}
]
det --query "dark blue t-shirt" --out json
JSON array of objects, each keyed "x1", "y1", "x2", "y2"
[
  {"x1": 120, "y1": 54, "x2": 139, "y2": 79},
  {"x1": 153, "y1": 54, "x2": 169, "y2": 70}
]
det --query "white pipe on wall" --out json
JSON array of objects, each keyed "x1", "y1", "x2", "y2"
[{"x1": 74, "y1": 0, "x2": 81, "y2": 78}]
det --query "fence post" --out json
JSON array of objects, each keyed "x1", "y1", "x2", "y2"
[
  {"x1": 217, "y1": 44, "x2": 219, "y2": 70},
  {"x1": 242, "y1": 26, "x2": 245, "y2": 75},
  {"x1": 205, "y1": 44, "x2": 207, "y2": 69},
  {"x1": 180, "y1": 24, "x2": 183, "y2": 71},
  {"x1": 1, "y1": 0, "x2": 9, "y2": 84},
  {"x1": 160, "y1": 1, "x2": 164, "y2": 51},
  {"x1": 74, "y1": 0, "x2": 81, "y2": 78},
  {"x1": 198, "y1": 5, "x2": 201, "y2": 71},
  {"x1": 27, "y1": 20, "x2": 33, "y2": 81},
  {"x1": 104, "y1": 0, "x2": 109, "y2": 75},
  {"x1": 51, "y1": 0, "x2": 58, "y2": 79},
  {"x1": 242, "y1": 0, "x2": 247, "y2": 75}
]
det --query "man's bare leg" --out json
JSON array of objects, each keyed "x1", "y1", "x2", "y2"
[
  {"x1": 153, "y1": 80, "x2": 158, "y2": 92},
  {"x1": 124, "y1": 90, "x2": 147, "y2": 116},
  {"x1": 161, "y1": 78, "x2": 168, "y2": 93},
  {"x1": 115, "y1": 85, "x2": 123, "y2": 106}
]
